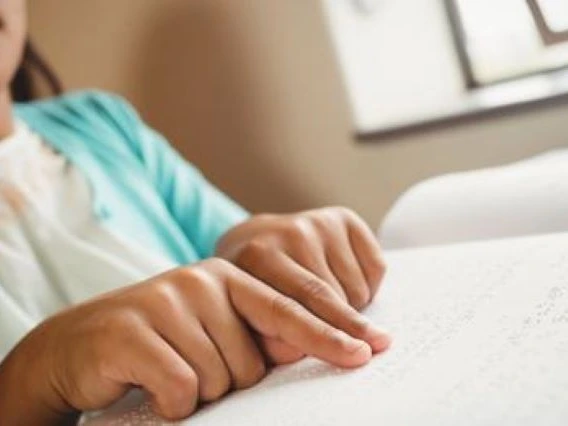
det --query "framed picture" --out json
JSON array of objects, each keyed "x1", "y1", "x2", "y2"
[
  {"x1": 527, "y1": 0, "x2": 568, "y2": 45},
  {"x1": 446, "y1": 0, "x2": 568, "y2": 87}
]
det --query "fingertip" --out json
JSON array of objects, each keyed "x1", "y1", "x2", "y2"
[
  {"x1": 338, "y1": 338, "x2": 372, "y2": 368},
  {"x1": 368, "y1": 330, "x2": 392, "y2": 354},
  {"x1": 150, "y1": 395, "x2": 196, "y2": 422},
  {"x1": 353, "y1": 317, "x2": 391, "y2": 354},
  {"x1": 148, "y1": 368, "x2": 199, "y2": 421}
]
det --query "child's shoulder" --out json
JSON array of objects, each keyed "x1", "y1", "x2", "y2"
[
  {"x1": 14, "y1": 90, "x2": 150, "y2": 162},
  {"x1": 15, "y1": 89, "x2": 145, "y2": 143},
  {"x1": 16, "y1": 89, "x2": 135, "y2": 120}
]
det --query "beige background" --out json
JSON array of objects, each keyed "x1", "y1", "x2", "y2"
[{"x1": 28, "y1": 1, "x2": 568, "y2": 228}]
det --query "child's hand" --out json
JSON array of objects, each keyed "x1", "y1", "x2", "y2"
[
  {"x1": 0, "y1": 258, "x2": 383, "y2": 424},
  {"x1": 217, "y1": 207, "x2": 389, "y2": 361}
]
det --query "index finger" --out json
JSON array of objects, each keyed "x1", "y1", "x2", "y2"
[
  {"x1": 226, "y1": 269, "x2": 376, "y2": 369},
  {"x1": 254, "y1": 251, "x2": 389, "y2": 353}
]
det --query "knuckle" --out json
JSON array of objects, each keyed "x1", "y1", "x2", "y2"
[
  {"x1": 298, "y1": 278, "x2": 333, "y2": 303},
  {"x1": 89, "y1": 319, "x2": 141, "y2": 384},
  {"x1": 285, "y1": 218, "x2": 311, "y2": 241},
  {"x1": 272, "y1": 295, "x2": 304, "y2": 319},
  {"x1": 327, "y1": 206, "x2": 356, "y2": 220},
  {"x1": 270, "y1": 295, "x2": 307, "y2": 329},
  {"x1": 88, "y1": 310, "x2": 144, "y2": 363},
  {"x1": 201, "y1": 257, "x2": 232, "y2": 272},
  {"x1": 171, "y1": 266, "x2": 205, "y2": 286},
  {"x1": 96, "y1": 309, "x2": 140, "y2": 337},
  {"x1": 310, "y1": 211, "x2": 334, "y2": 231},
  {"x1": 174, "y1": 263, "x2": 224, "y2": 295},
  {"x1": 206, "y1": 257, "x2": 242, "y2": 282},
  {"x1": 151, "y1": 282, "x2": 181, "y2": 309},
  {"x1": 238, "y1": 238, "x2": 273, "y2": 266}
]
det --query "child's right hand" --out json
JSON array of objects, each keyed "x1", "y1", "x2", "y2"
[{"x1": 0, "y1": 258, "x2": 389, "y2": 425}]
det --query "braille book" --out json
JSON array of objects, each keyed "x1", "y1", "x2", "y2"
[{"x1": 83, "y1": 231, "x2": 568, "y2": 426}]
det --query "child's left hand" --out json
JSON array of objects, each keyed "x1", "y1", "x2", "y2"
[{"x1": 217, "y1": 207, "x2": 387, "y2": 363}]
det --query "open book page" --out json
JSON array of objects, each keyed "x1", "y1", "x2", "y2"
[{"x1": 83, "y1": 232, "x2": 568, "y2": 426}]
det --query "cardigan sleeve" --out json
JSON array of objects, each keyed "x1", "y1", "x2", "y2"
[{"x1": 91, "y1": 92, "x2": 250, "y2": 259}]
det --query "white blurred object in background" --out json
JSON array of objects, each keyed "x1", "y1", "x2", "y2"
[
  {"x1": 535, "y1": 0, "x2": 568, "y2": 33},
  {"x1": 380, "y1": 150, "x2": 568, "y2": 249}
]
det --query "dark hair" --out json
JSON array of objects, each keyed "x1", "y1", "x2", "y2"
[{"x1": 9, "y1": 40, "x2": 63, "y2": 102}]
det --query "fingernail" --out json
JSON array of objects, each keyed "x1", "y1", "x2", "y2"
[
  {"x1": 340, "y1": 331, "x2": 372, "y2": 355},
  {"x1": 367, "y1": 326, "x2": 392, "y2": 353}
]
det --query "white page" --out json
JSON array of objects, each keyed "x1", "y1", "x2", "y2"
[{"x1": 83, "y1": 232, "x2": 568, "y2": 426}]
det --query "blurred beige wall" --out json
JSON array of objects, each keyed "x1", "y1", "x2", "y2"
[{"x1": 28, "y1": 1, "x2": 568, "y2": 228}]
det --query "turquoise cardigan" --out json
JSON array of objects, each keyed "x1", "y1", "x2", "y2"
[{"x1": 14, "y1": 90, "x2": 249, "y2": 264}]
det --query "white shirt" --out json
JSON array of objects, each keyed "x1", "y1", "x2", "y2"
[{"x1": 0, "y1": 121, "x2": 176, "y2": 357}]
